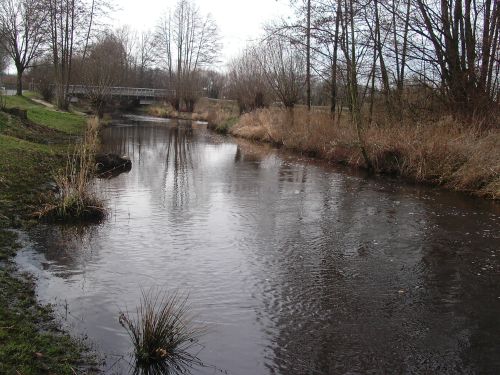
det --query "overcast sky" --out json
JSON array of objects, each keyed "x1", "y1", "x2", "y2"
[{"x1": 113, "y1": 0, "x2": 293, "y2": 67}]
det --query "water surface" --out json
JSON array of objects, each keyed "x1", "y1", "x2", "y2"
[{"x1": 18, "y1": 115, "x2": 500, "y2": 374}]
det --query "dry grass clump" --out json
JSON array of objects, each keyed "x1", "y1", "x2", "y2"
[
  {"x1": 119, "y1": 289, "x2": 205, "y2": 371},
  {"x1": 196, "y1": 97, "x2": 239, "y2": 132},
  {"x1": 34, "y1": 117, "x2": 106, "y2": 221},
  {"x1": 147, "y1": 103, "x2": 176, "y2": 118},
  {"x1": 230, "y1": 107, "x2": 499, "y2": 198},
  {"x1": 146, "y1": 98, "x2": 240, "y2": 130},
  {"x1": 194, "y1": 97, "x2": 238, "y2": 117},
  {"x1": 364, "y1": 121, "x2": 499, "y2": 197},
  {"x1": 232, "y1": 108, "x2": 358, "y2": 160}
]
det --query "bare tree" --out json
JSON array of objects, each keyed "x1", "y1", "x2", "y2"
[
  {"x1": 306, "y1": 0, "x2": 311, "y2": 109},
  {"x1": 258, "y1": 37, "x2": 306, "y2": 108},
  {"x1": 412, "y1": 0, "x2": 499, "y2": 118},
  {"x1": 155, "y1": 11, "x2": 174, "y2": 87},
  {"x1": 83, "y1": 32, "x2": 127, "y2": 116},
  {"x1": 0, "y1": 43, "x2": 9, "y2": 73},
  {"x1": 227, "y1": 47, "x2": 271, "y2": 113},
  {"x1": 201, "y1": 69, "x2": 225, "y2": 99},
  {"x1": 29, "y1": 56, "x2": 54, "y2": 101},
  {"x1": 45, "y1": 0, "x2": 106, "y2": 110},
  {"x1": 156, "y1": 0, "x2": 221, "y2": 111},
  {"x1": 340, "y1": 0, "x2": 371, "y2": 168},
  {"x1": 136, "y1": 32, "x2": 157, "y2": 84},
  {"x1": 0, "y1": 0, "x2": 46, "y2": 95}
]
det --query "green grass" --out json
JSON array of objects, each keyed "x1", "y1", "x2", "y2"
[
  {"x1": 0, "y1": 96, "x2": 93, "y2": 373},
  {"x1": 0, "y1": 133, "x2": 64, "y2": 225},
  {"x1": 3, "y1": 94, "x2": 37, "y2": 109},
  {"x1": 28, "y1": 108, "x2": 85, "y2": 134},
  {"x1": 23, "y1": 90, "x2": 42, "y2": 100},
  {"x1": 4, "y1": 95, "x2": 85, "y2": 135},
  {"x1": 215, "y1": 117, "x2": 239, "y2": 134}
]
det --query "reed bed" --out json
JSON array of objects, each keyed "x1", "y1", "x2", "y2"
[{"x1": 230, "y1": 107, "x2": 499, "y2": 199}]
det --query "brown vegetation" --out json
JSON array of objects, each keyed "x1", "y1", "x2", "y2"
[
  {"x1": 230, "y1": 107, "x2": 499, "y2": 199},
  {"x1": 146, "y1": 97, "x2": 240, "y2": 133},
  {"x1": 34, "y1": 117, "x2": 106, "y2": 221}
]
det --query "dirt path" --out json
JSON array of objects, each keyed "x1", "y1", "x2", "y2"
[{"x1": 31, "y1": 98, "x2": 55, "y2": 108}]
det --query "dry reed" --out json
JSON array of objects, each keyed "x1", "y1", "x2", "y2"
[
  {"x1": 230, "y1": 107, "x2": 499, "y2": 198},
  {"x1": 147, "y1": 99, "x2": 240, "y2": 133},
  {"x1": 34, "y1": 117, "x2": 106, "y2": 220}
]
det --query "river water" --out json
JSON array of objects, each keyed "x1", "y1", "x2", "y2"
[{"x1": 17, "y1": 115, "x2": 500, "y2": 374}]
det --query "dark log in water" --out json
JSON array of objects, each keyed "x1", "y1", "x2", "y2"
[{"x1": 95, "y1": 153, "x2": 132, "y2": 176}]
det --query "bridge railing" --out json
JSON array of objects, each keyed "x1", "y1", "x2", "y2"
[
  {"x1": 30, "y1": 83, "x2": 205, "y2": 100},
  {"x1": 66, "y1": 85, "x2": 175, "y2": 99}
]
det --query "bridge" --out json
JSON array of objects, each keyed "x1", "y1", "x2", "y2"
[{"x1": 67, "y1": 85, "x2": 175, "y2": 102}]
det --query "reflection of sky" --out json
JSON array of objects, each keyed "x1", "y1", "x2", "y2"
[{"x1": 16, "y1": 121, "x2": 500, "y2": 375}]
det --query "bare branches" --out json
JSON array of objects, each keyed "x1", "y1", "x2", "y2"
[
  {"x1": 258, "y1": 36, "x2": 306, "y2": 108},
  {"x1": 0, "y1": 0, "x2": 47, "y2": 94},
  {"x1": 155, "y1": 0, "x2": 222, "y2": 111},
  {"x1": 227, "y1": 47, "x2": 270, "y2": 114}
]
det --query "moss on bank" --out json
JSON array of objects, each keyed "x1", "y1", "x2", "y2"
[{"x1": 0, "y1": 95, "x2": 95, "y2": 374}]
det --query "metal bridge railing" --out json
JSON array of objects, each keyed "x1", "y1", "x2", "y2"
[{"x1": 66, "y1": 85, "x2": 175, "y2": 98}]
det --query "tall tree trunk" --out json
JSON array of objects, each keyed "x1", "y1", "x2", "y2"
[
  {"x1": 16, "y1": 68, "x2": 23, "y2": 96},
  {"x1": 306, "y1": 0, "x2": 311, "y2": 110},
  {"x1": 346, "y1": 0, "x2": 371, "y2": 170},
  {"x1": 330, "y1": 1, "x2": 341, "y2": 115},
  {"x1": 374, "y1": 0, "x2": 391, "y2": 113},
  {"x1": 396, "y1": 0, "x2": 411, "y2": 117},
  {"x1": 368, "y1": 41, "x2": 377, "y2": 125}
]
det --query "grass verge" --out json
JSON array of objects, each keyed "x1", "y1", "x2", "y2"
[
  {"x1": 0, "y1": 95, "x2": 96, "y2": 374},
  {"x1": 4, "y1": 94, "x2": 86, "y2": 134}
]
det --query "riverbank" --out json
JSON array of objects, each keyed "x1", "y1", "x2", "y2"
[
  {"x1": 147, "y1": 100, "x2": 498, "y2": 198},
  {"x1": 224, "y1": 107, "x2": 499, "y2": 199},
  {"x1": 145, "y1": 97, "x2": 239, "y2": 130},
  {"x1": 0, "y1": 95, "x2": 95, "y2": 374}
]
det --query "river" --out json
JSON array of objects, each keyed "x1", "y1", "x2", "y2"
[{"x1": 17, "y1": 115, "x2": 500, "y2": 374}]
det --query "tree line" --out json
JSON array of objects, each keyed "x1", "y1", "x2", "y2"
[
  {"x1": 0, "y1": 0, "x2": 222, "y2": 111},
  {"x1": 0, "y1": 0, "x2": 498, "y2": 123},
  {"x1": 228, "y1": 0, "x2": 499, "y2": 125}
]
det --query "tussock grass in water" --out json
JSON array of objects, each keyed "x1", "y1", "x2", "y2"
[
  {"x1": 119, "y1": 289, "x2": 206, "y2": 371},
  {"x1": 34, "y1": 117, "x2": 106, "y2": 221}
]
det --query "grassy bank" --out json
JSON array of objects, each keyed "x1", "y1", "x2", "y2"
[
  {"x1": 146, "y1": 97, "x2": 239, "y2": 129},
  {"x1": 0, "y1": 95, "x2": 95, "y2": 374},
  {"x1": 227, "y1": 107, "x2": 499, "y2": 199}
]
